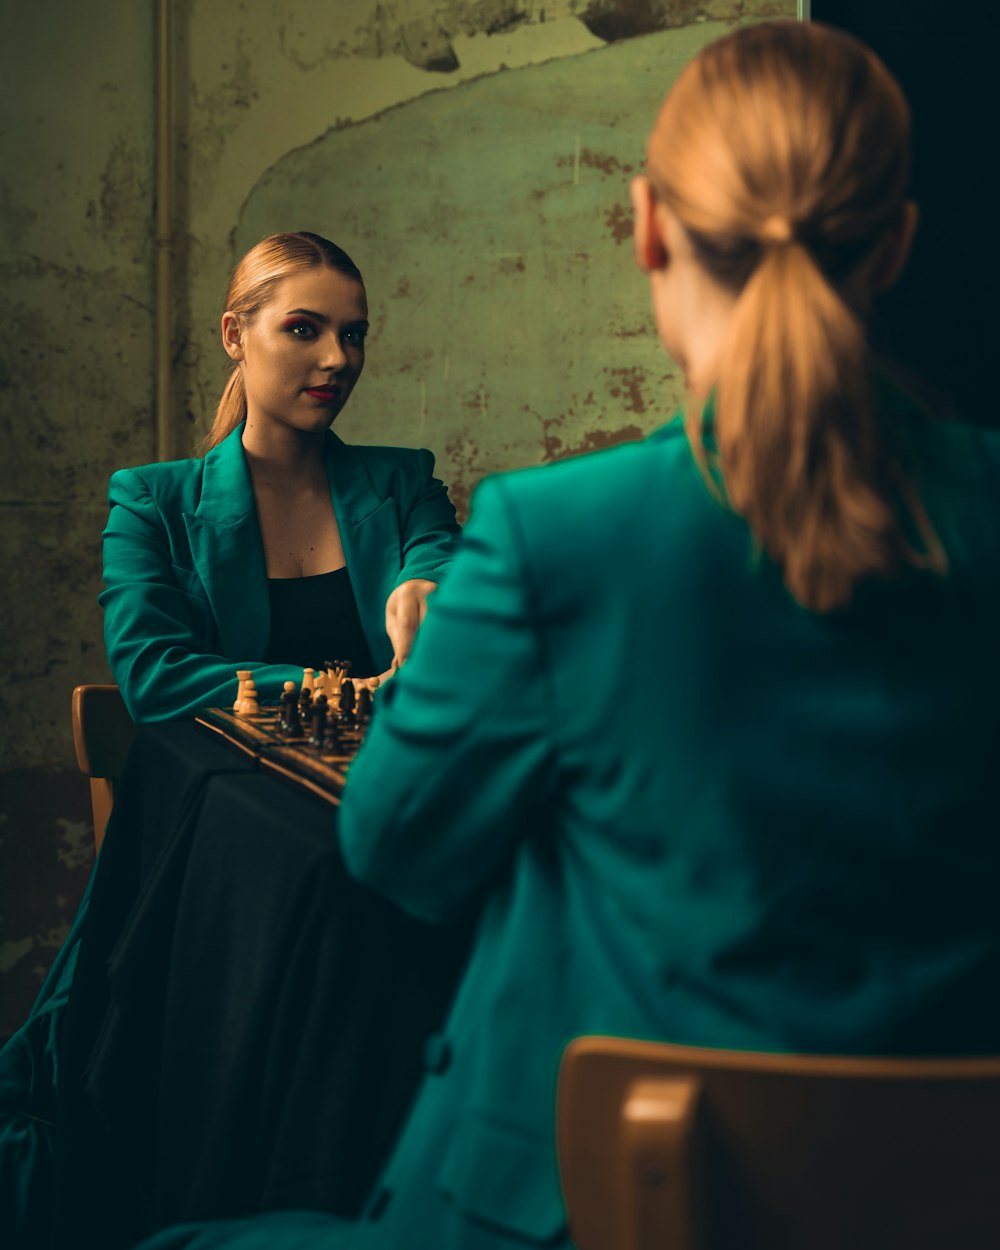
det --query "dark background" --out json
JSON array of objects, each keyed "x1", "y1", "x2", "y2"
[{"x1": 812, "y1": 0, "x2": 998, "y2": 425}]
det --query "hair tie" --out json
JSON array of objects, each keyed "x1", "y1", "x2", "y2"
[{"x1": 758, "y1": 215, "x2": 795, "y2": 247}]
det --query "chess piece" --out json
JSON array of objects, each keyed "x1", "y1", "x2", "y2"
[
  {"x1": 234, "y1": 669, "x2": 253, "y2": 713},
  {"x1": 321, "y1": 719, "x2": 342, "y2": 753},
  {"x1": 298, "y1": 685, "x2": 313, "y2": 723},
  {"x1": 301, "y1": 667, "x2": 316, "y2": 694},
  {"x1": 337, "y1": 678, "x2": 356, "y2": 723},
  {"x1": 355, "y1": 684, "x2": 373, "y2": 726},
  {"x1": 240, "y1": 679, "x2": 260, "y2": 716},
  {"x1": 324, "y1": 659, "x2": 346, "y2": 702},
  {"x1": 281, "y1": 681, "x2": 302, "y2": 737},
  {"x1": 310, "y1": 693, "x2": 328, "y2": 747}
]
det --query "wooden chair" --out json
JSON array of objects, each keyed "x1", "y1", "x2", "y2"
[
  {"x1": 71, "y1": 684, "x2": 137, "y2": 852},
  {"x1": 557, "y1": 1034, "x2": 1000, "y2": 1250}
]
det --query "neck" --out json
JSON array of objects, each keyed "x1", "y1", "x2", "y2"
[{"x1": 241, "y1": 419, "x2": 329, "y2": 489}]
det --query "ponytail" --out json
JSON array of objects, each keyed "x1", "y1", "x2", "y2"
[
  {"x1": 202, "y1": 368, "x2": 247, "y2": 452},
  {"x1": 696, "y1": 241, "x2": 901, "y2": 612},
  {"x1": 649, "y1": 21, "x2": 947, "y2": 612}
]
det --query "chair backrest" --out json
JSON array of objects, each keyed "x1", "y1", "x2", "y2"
[
  {"x1": 71, "y1": 684, "x2": 136, "y2": 851},
  {"x1": 557, "y1": 1034, "x2": 1000, "y2": 1250}
]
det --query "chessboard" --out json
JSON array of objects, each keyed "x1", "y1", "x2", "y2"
[{"x1": 195, "y1": 665, "x2": 378, "y2": 806}]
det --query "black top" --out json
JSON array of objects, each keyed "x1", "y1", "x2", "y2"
[{"x1": 264, "y1": 566, "x2": 376, "y2": 676}]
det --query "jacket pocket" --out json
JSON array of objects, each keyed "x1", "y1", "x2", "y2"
[
  {"x1": 170, "y1": 562, "x2": 210, "y2": 602},
  {"x1": 438, "y1": 1111, "x2": 567, "y2": 1245}
]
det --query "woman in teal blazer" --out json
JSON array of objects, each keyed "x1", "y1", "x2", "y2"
[
  {"x1": 101, "y1": 426, "x2": 458, "y2": 722},
  {"x1": 139, "y1": 23, "x2": 1000, "y2": 1250},
  {"x1": 101, "y1": 230, "x2": 460, "y2": 723},
  {"x1": 0, "y1": 233, "x2": 459, "y2": 1247}
]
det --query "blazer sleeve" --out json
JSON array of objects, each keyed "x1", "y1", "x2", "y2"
[
  {"x1": 100, "y1": 469, "x2": 302, "y2": 723},
  {"x1": 392, "y1": 448, "x2": 462, "y2": 590},
  {"x1": 338, "y1": 473, "x2": 557, "y2": 923}
]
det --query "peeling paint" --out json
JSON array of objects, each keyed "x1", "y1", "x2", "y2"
[
  {"x1": 604, "y1": 200, "x2": 633, "y2": 243},
  {"x1": 607, "y1": 365, "x2": 649, "y2": 413}
]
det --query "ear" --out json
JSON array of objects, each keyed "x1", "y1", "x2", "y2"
[
  {"x1": 871, "y1": 200, "x2": 919, "y2": 292},
  {"x1": 630, "y1": 176, "x2": 668, "y2": 274},
  {"x1": 221, "y1": 311, "x2": 245, "y2": 361}
]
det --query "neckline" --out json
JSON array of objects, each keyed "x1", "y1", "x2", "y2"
[{"x1": 267, "y1": 566, "x2": 348, "y2": 583}]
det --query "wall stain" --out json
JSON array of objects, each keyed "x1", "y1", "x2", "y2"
[
  {"x1": 582, "y1": 0, "x2": 752, "y2": 42},
  {"x1": 280, "y1": 0, "x2": 537, "y2": 73},
  {"x1": 535, "y1": 405, "x2": 646, "y2": 461},
  {"x1": 606, "y1": 364, "x2": 648, "y2": 412},
  {"x1": 603, "y1": 201, "x2": 632, "y2": 243},
  {"x1": 556, "y1": 146, "x2": 634, "y2": 177}
]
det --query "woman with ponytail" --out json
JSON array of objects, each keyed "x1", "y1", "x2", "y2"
[
  {"x1": 136, "y1": 23, "x2": 1000, "y2": 1250},
  {"x1": 100, "y1": 232, "x2": 460, "y2": 721}
]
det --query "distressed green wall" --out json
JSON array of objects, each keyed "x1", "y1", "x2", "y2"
[{"x1": 0, "y1": 0, "x2": 792, "y2": 1033}]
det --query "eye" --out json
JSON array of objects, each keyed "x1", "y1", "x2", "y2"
[
  {"x1": 285, "y1": 320, "x2": 317, "y2": 339},
  {"x1": 343, "y1": 325, "x2": 369, "y2": 348}
]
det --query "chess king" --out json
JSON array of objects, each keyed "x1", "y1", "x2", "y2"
[{"x1": 100, "y1": 231, "x2": 461, "y2": 722}]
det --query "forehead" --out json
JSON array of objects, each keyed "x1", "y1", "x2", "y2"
[{"x1": 265, "y1": 267, "x2": 368, "y2": 321}]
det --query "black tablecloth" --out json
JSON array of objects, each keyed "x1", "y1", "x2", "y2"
[{"x1": 52, "y1": 725, "x2": 474, "y2": 1250}]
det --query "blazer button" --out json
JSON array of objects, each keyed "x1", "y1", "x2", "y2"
[{"x1": 423, "y1": 1032, "x2": 452, "y2": 1075}]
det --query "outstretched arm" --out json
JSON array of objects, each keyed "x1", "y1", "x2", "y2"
[{"x1": 340, "y1": 474, "x2": 557, "y2": 923}]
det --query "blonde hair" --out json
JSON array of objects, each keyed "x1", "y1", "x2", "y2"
[
  {"x1": 648, "y1": 21, "x2": 945, "y2": 612},
  {"x1": 204, "y1": 231, "x2": 363, "y2": 452}
]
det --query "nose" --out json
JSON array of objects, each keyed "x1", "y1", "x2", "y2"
[{"x1": 319, "y1": 330, "x2": 349, "y2": 373}]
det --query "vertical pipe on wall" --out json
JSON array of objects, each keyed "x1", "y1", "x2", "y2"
[
  {"x1": 155, "y1": 0, "x2": 174, "y2": 461},
  {"x1": 797, "y1": 1, "x2": 811, "y2": 18}
]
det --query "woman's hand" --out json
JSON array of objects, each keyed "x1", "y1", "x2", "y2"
[{"x1": 385, "y1": 578, "x2": 438, "y2": 667}]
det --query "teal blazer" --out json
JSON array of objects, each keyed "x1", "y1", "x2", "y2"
[
  {"x1": 100, "y1": 425, "x2": 460, "y2": 722},
  {"x1": 132, "y1": 404, "x2": 1000, "y2": 1250},
  {"x1": 335, "y1": 407, "x2": 1000, "y2": 1248}
]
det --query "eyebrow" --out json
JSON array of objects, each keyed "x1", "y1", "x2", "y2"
[{"x1": 284, "y1": 308, "x2": 369, "y2": 328}]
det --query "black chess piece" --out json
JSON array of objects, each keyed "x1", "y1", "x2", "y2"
[
  {"x1": 355, "y1": 685, "x2": 373, "y2": 726},
  {"x1": 337, "y1": 679, "x2": 356, "y2": 723},
  {"x1": 309, "y1": 693, "x2": 328, "y2": 747},
  {"x1": 321, "y1": 720, "x2": 342, "y2": 753},
  {"x1": 299, "y1": 686, "x2": 313, "y2": 722},
  {"x1": 282, "y1": 687, "x2": 303, "y2": 738}
]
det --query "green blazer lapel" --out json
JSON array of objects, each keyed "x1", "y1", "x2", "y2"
[
  {"x1": 183, "y1": 425, "x2": 271, "y2": 660},
  {"x1": 325, "y1": 432, "x2": 399, "y2": 671}
]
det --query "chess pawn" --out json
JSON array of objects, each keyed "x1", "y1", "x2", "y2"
[
  {"x1": 321, "y1": 719, "x2": 342, "y2": 753},
  {"x1": 240, "y1": 679, "x2": 260, "y2": 716},
  {"x1": 234, "y1": 669, "x2": 253, "y2": 713},
  {"x1": 354, "y1": 684, "x2": 373, "y2": 726},
  {"x1": 298, "y1": 685, "x2": 313, "y2": 724},
  {"x1": 337, "y1": 678, "x2": 356, "y2": 722},
  {"x1": 309, "y1": 693, "x2": 328, "y2": 747},
  {"x1": 281, "y1": 682, "x2": 303, "y2": 738}
]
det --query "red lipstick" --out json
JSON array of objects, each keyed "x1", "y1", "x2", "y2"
[{"x1": 305, "y1": 385, "x2": 339, "y2": 402}]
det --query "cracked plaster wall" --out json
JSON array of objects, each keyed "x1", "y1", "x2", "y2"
[{"x1": 0, "y1": 0, "x2": 791, "y2": 1032}]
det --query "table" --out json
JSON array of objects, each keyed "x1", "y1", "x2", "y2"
[{"x1": 51, "y1": 724, "x2": 475, "y2": 1250}]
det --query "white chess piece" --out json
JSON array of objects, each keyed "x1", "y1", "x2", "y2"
[
  {"x1": 241, "y1": 679, "x2": 260, "y2": 716},
  {"x1": 234, "y1": 669, "x2": 253, "y2": 713}
]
